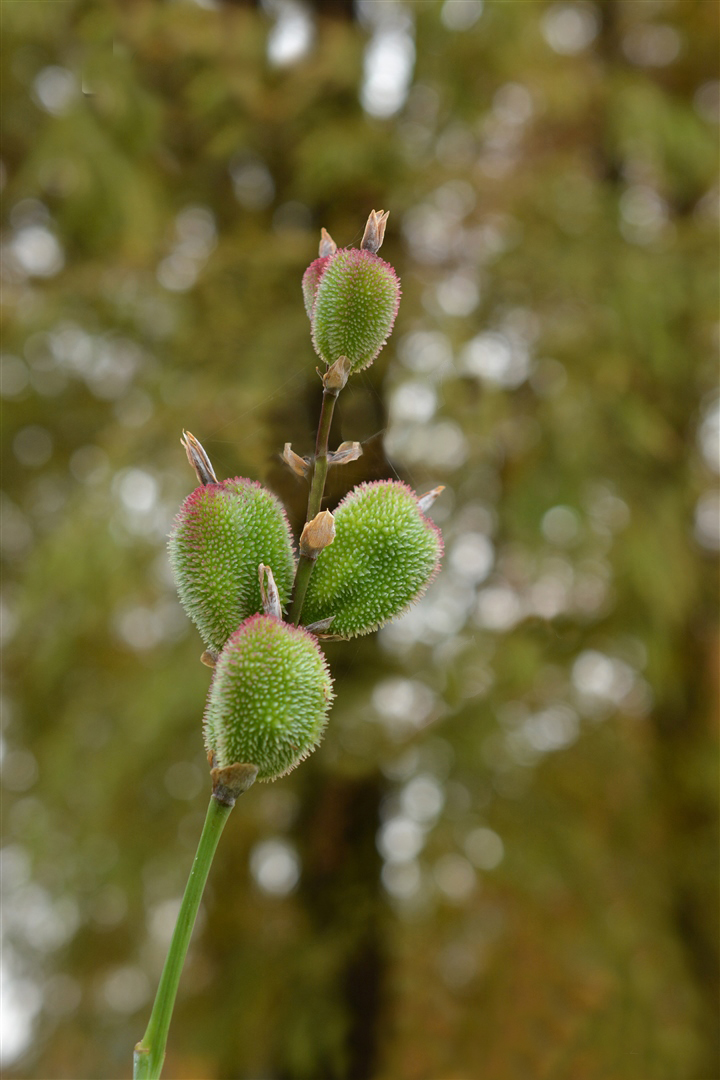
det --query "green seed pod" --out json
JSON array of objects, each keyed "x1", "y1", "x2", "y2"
[
  {"x1": 301, "y1": 480, "x2": 443, "y2": 638},
  {"x1": 301, "y1": 228, "x2": 338, "y2": 317},
  {"x1": 301, "y1": 256, "x2": 329, "y2": 318},
  {"x1": 169, "y1": 479, "x2": 296, "y2": 652},
  {"x1": 310, "y1": 248, "x2": 401, "y2": 374},
  {"x1": 204, "y1": 615, "x2": 334, "y2": 781}
]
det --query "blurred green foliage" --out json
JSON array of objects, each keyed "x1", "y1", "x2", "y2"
[{"x1": 1, "y1": 2, "x2": 718, "y2": 1078}]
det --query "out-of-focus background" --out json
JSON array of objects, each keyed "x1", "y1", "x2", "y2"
[{"x1": 1, "y1": 1, "x2": 718, "y2": 1077}]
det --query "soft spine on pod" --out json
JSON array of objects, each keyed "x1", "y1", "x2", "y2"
[
  {"x1": 168, "y1": 479, "x2": 296, "y2": 653},
  {"x1": 309, "y1": 248, "x2": 401, "y2": 373},
  {"x1": 204, "y1": 615, "x2": 334, "y2": 781},
  {"x1": 300, "y1": 480, "x2": 443, "y2": 638}
]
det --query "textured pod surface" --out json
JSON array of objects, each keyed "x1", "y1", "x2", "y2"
[
  {"x1": 310, "y1": 248, "x2": 400, "y2": 373},
  {"x1": 169, "y1": 479, "x2": 296, "y2": 652},
  {"x1": 204, "y1": 615, "x2": 334, "y2": 781},
  {"x1": 302, "y1": 256, "x2": 329, "y2": 318},
  {"x1": 301, "y1": 480, "x2": 442, "y2": 638}
]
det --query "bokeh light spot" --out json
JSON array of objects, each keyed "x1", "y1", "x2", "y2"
[{"x1": 250, "y1": 839, "x2": 300, "y2": 896}]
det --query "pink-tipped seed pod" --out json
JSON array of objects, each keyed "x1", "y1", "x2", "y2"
[
  {"x1": 204, "y1": 615, "x2": 334, "y2": 781},
  {"x1": 301, "y1": 480, "x2": 442, "y2": 638},
  {"x1": 169, "y1": 479, "x2": 296, "y2": 652},
  {"x1": 310, "y1": 247, "x2": 401, "y2": 374}
]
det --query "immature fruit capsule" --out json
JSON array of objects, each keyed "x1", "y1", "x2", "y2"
[
  {"x1": 300, "y1": 480, "x2": 443, "y2": 638},
  {"x1": 204, "y1": 615, "x2": 334, "y2": 781},
  {"x1": 310, "y1": 247, "x2": 401, "y2": 374},
  {"x1": 301, "y1": 228, "x2": 337, "y2": 317},
  {"x1": 302, "y1": 256, "x2": 330, "y2": 318},
  {"x1": 169, "y1": 480, "x2": 296, "y2": 652}
]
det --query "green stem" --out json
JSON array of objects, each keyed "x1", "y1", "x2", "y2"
[
  {"x1": 290, "y1": 553, "x2": 316, "y2": 626},
  {"x1": 134, "y1": 795, "x2": 233, "y2": 1080},
  {"x1": 289, "y1": 387, "x2": 338, "y2": 625},
  {"x1": 307, "y1": 388, "x2": 337, "y2": 522}
]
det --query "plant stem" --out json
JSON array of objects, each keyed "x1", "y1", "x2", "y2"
[
  {"x1": 133, "y1": 795, "x2": 234, "y2": 1080},
  {"x1": 290, "y1": 553, "x2": 315, "y2": 626},
  {"x1": 290, "y1": 387, "x2": 338, "y2": 625},
  {"x1": 307, "y1": 388, "x2": 337, "y2": 522}
]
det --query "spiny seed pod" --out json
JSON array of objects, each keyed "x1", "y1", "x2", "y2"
[
  {"x1": 302, "y1": 256, "x2": 330, "y2": 318},
  {"x1": 204, "y1": 615, "x2": 334, "y2": 781},
  {"x1": 169, "y1": 479, "x2": 296, "y2": 652},
  {"x1": 301, "y1": 228, "x2": 337, "y2": 317},
  {"x1": 310, "y1": 248, "x2": 401, "y2": 374},
  {"x1": 301, "y1": 480, "x2": 442, "y2": 638}
]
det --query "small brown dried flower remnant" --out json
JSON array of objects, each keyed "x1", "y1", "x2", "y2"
[
  {"x1": 258, "y1": 563, "x2": 283, "y2": 619},
  {"x1": 418, "y1": 485, "x2": 445, "y2": 513},
  {"x1": 181, "y1": 430, "x2": 217, "y2": 486},
  {"x1": 327, "y1": 441, "x2": 362, "y2": 466},
  {"x1": 318, "y1": 227, "x2": 337, "y2": 257},
  {"x1": 300, "y1": 510, "x2": 336, "y2": 558},
  {"x1": 360, "y1": 208, "x2": 390, "y2": 254},
  {"x1": 282, "y1": 443, "x2": 311, "y2": 479},
  {"x1": 322, "y1": 355, "x2": 352, "y2": 394}
]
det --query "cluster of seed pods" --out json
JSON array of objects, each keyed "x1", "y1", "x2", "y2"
[{"x1": 168, "y1": 213, "x2": 443, "y2": 786}]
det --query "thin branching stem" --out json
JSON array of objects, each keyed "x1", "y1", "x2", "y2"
[
  {"x1": 290, "y1": 386, "x2": 338, "y2": 625},
  {"x1": 307, "y1": 388, "x2": 337, "y2": 521},
  {"x1": 133, "y1": 795, "x2": 234, "y2": 1080}
]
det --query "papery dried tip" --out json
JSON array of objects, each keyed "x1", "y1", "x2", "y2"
[
  {"x1": 319, "y1": 227, "x2": 337, "y2": 258},
  {"x1": 201, "y1": 649, "x2": 219, "y2": 669},
  {"x1": 304, "y1": 615, "x2": 336, "y2": 633},
  {"x1": 181, "y1": 430, "x2": 218, "y2": 486},
  {"x1": 327, "y1": 441, "x2": 363, "y2": 466},
  {"x1": 282, "y1": 442, "x2": 311, "y2": 479},
  {"x1": 300, "y1": 510, "x2": 336, "y2": 558},
  {"x1": 323, "y1": 355, "x2": 352, "y2": 394},
  {"x1": 259, "y1": 563, "x2": 283, "y2": 619},
  {"x1": 361, "y1": 209, "x2": 390, "y2": 254},
  {"x1": 418, "y1": 486, "x2": 445, "y2": 513}
]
